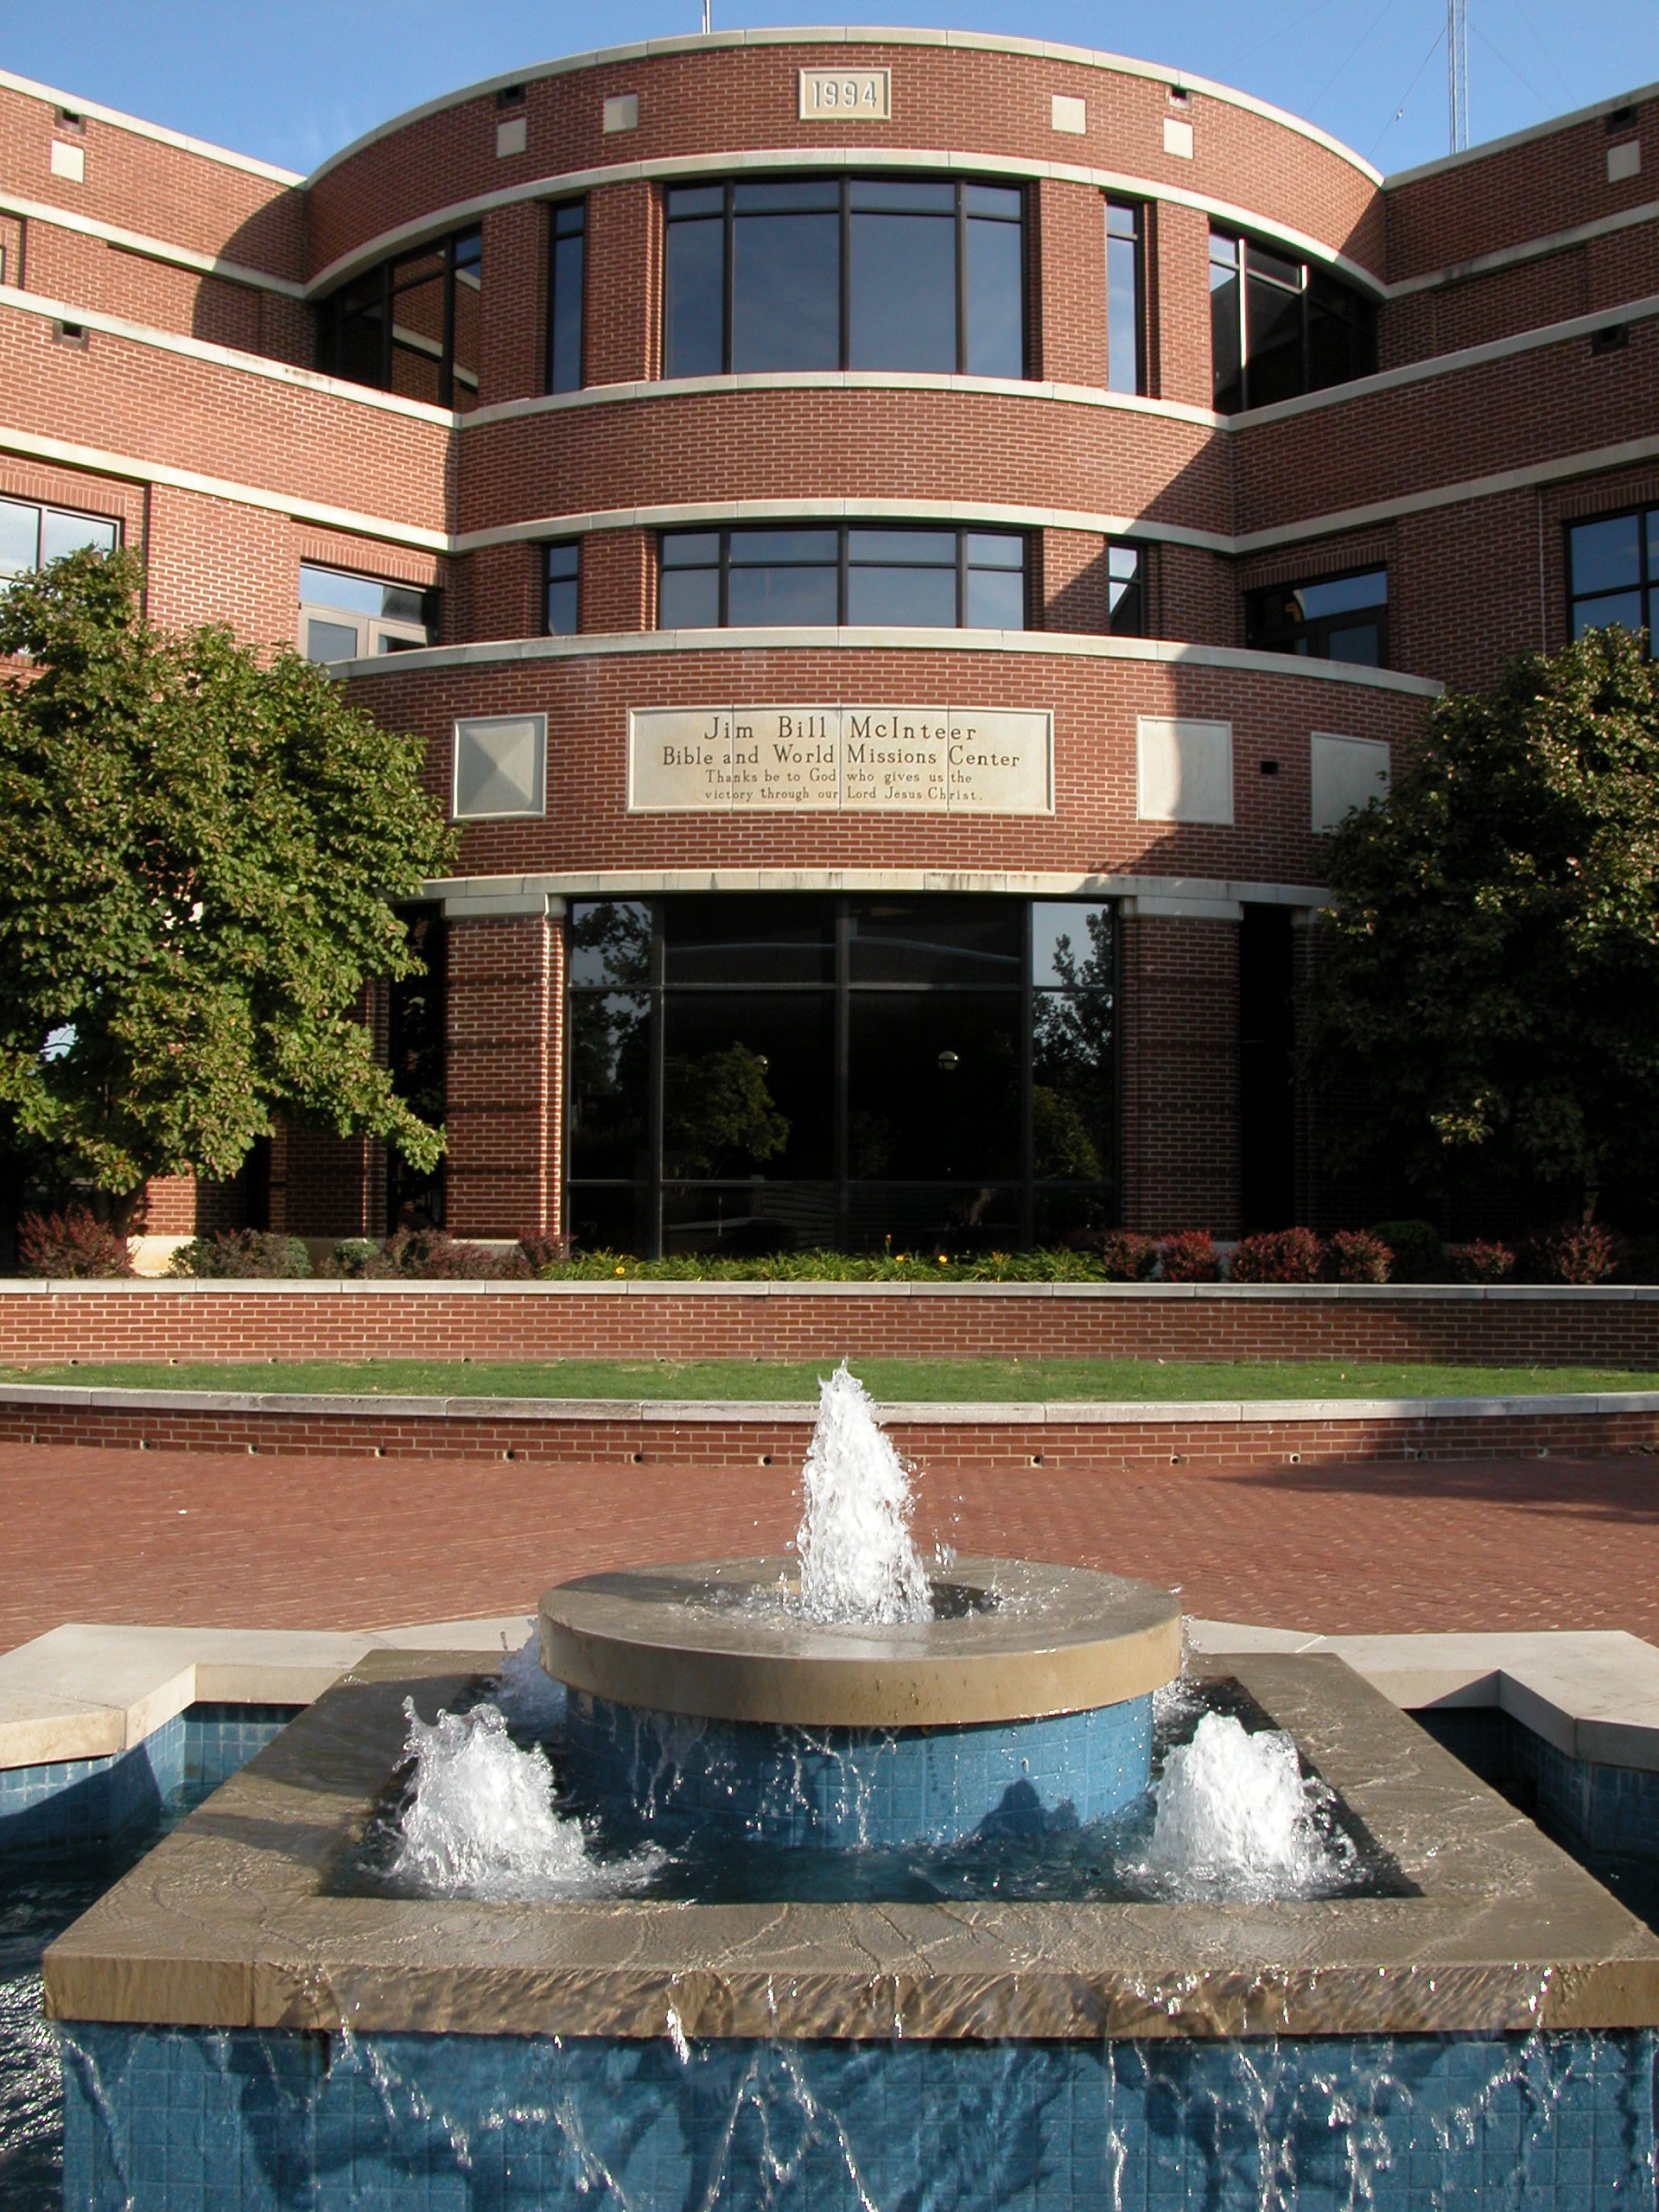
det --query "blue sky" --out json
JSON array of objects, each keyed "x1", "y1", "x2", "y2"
[{"x1": 0, "y1": 1, "x2": 1654, "y2": 178}]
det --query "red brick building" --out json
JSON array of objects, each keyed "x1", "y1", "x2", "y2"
[{"x1": 0, "y1": 33, "x2": 1653, "y2": 1255}]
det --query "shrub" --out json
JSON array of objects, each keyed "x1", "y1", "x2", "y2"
[
  {"x1": 1523, "y1": 1222, "x2": 1623, "y2": 1286},
  {"x1": 1325, "y1": 1229, "x2": 1393, "y2": 1284},
  {"x1": 1061, "y1": 1228, "x2": 1160, "y2": 1281},
  {"x1": 1230, "y1": 1226, "x2": 1325, "y2": 1284},
  {"x1": 16, "y1": 1205, "x2": 133, "y2": 1278},
  {"x1": 1369, "y1": 1219, "x2": 1444, "y2": 1282},
  {"x1": 1157, "y1": 1230, "x2": 1221, "y2": 1283},
  {"x1": 324, "y1": 1238, "x2": 379, "y2": 1279},
  {"x1": 518, "y1": 1232, "x2": 569, "y2": 1273},
  {"x1": 168, "y1": 1230, "x2": 310, "y2": 1279},
  {"x1": 1446, "y1": 1238, "x2": 1516, "y2": 1283}
]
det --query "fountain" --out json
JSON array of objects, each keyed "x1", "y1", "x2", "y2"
[{"x1": 41, "y1": 1363, "x2": 1659, "y2": 2208}]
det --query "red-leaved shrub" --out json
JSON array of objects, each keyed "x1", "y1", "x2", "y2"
[
  {"x1": 1062, "y1": 1228, "x2": 1160, "y2": 1281},
  {"x1": 1230, "y1": 1226, "x2": 1325, "y2": 1283},
  {"x1": 326, "y1": 1229, "x2": 531, "y2": 1281},
  {"x1": 1524, "y1": 1223, "x2": 1623, "y2": 1286},
  {"x1": 1324, "y1": 1230, "x2": 1393, "y2": 1284},
  {"x1": 16, "y1": 1206, "x2": 132, "y2": 1278},
  {"x1": 168, "y1": 1230, "x2": 310, "y2": 1278},
  {"x1": 1157, "y1": 1230, "x2": 1221, "y2": 1283},
  {"x1": 1446, "y1": 1238, "x2": 1516, "y2": 1283},
  {"x1": 518, "y1": 1232, "x2": 570, "y2": 1274}
]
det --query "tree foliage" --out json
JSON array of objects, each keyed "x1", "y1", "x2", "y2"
[
  {"x1": 0, "y1": 550, "x2": 456, "y2": 1221},
  {"x1": 1302, "y1": 626, "x2": 1659, "y2": 1222}
]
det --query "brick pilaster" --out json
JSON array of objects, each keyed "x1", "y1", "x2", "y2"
[
  {"x1": 444, "y1": 908, "x2": 559, "y2": 1237},
  {"x1": 1119, "y1": 911, "x2": 1241, "y2": 1234}
]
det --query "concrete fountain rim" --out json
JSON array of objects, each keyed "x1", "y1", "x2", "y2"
[{"x1": 537, "y1": 1554, "x2": 1182, "y2": 1728}]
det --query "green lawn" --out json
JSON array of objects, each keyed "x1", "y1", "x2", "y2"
[{"x1": 4, "y1": 1357, "x2": 1659, "y2": 1401}]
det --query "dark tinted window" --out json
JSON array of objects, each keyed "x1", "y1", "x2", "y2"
[
  {"x1": 663, "y1": 175, "x2": 1025, "y2": 380},
  {"x1": 1246, "y1": 568, "x2": 1389, "y2": 665},
  {"x1": 1106, "y1": 543, "x2": 1143, "y2": 636},
  {"x1": 567, "y1": 896, "x2": 1116, "y2": 1255},
  {"x1": 544, "y1": 541, "x2": 579, "y2": 636},
  {"x1": 1105, "y1": 200, "x2": 1143, "y2": 396},
  {"x1": 546, "y1": 200, "x2": 585, "y2": 393},
  {"x1": 1567, "y1": 507, "x2": 1659, "y2": 648},
  {"x1": 317, "y1": 226, "x2": 484, "y2": 411},
  {"x1": 658, "y1": 526, "x2": 1026, "y2": 629},
  {"x1": 0, "y1": 497, "x2": 118, "y2": 578},
  {"x1": 1209, "y1": 228, "x2": 1376, "y2": 414}
]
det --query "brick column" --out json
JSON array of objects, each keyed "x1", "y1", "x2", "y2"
[
  {"x1": 478, "y1": 200, "x2": 545, "y2": 406},
  {"x1": 1033, "y1": 178, "x2": 1108, "y2": 389},
  {"x1": 442, "y1": 895, "x2": 563, "y2": 1238},
  {"x1": 585, "y1": 180, "x2": 656, "y2": 385},
  {"x1": 1147, "y1": 200, "x2": 1214, "y2": 410},
  {"x1": 1119, "y1": 903, "x2": 1241, "y2": 1235}
]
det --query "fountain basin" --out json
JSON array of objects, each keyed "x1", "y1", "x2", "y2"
[
  {"x1": 541, "y1": 1556, "x2": 1181, "y2": 1845},
  {"x1": 42, "y1": 1647, "x2": 1659, "y2": 2209}
]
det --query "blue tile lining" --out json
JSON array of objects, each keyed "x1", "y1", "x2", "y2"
[
  {"x1": 60, "y1": 2021, "x2": 1659, "y2": 2211},
  {"x1": 0, "y1": 1704, "x2": 300, "y2": 1855},
  {"x1": 563, "y1": 1688, "x2": 1154, "y2": 1847}
]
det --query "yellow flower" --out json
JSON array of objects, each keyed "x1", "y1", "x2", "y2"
[
  {"x1": 614, "y1": 1263, "x2": 626, "y2": 1277},
  {"x1": 937, "y1": 1253, "x2": 949, "y2": 1266}
]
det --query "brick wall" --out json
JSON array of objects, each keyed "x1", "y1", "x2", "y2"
[
  {"x1": 0, "y1": 1282, "x2": 1656, "y2": 1367},
  {"x1": 0, "y1": 36, "x2": 1654, "y2": 1243}
]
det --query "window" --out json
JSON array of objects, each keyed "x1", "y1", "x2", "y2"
[
  {"x1": 298, "y1": 563, "x2": 433, "y2": 664},
  {"x1": 546, "y1": 200, "x2": 585, "y2": 393},
  {"x1": 543, "y1": 542, "x2": 579, "y2": 636},
  {"x1": 1105, "y1": 542, "x2": 1144, "y2": 635},
  {"x1": 1567, "y1": 507, "x2": 1659, "y2": 648},
  {"x1": 1104, "y1": 200, "x2": 1143, "y2": 396},
  {"x1": 1246, "y1": 568, "x2": 1387, "y2": 666},
  {"x1": 663, "y1": 175, "x2": 1025, "y2": 380},
  {"x1": 1209, "y1": 231, "x2": 1376, "y2": 414},
  {"x1": 0, "y1": 496, "x2": 117, "y2": 578},
  {"x1": 565, "y1": 894, "x2": 1116, "y2": 1256},
  {"x1": 316, "y1": 226, "x2": 482, "y2": 410},
  {"x1": 658, "y1": 525, "x2": 1026, "y2": 630}
]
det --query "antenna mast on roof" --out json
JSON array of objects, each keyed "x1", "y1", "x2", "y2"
[
  {"x1": 702, "y1": 1, "x2": 712, "y2": 30},
  {"x1": 1447, "y1": 0, "x2": 1470, "y2": 152}
]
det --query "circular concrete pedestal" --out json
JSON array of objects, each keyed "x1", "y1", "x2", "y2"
[{"x1": 539, "y1": 1557, "x2": 1181, "y2": 1847}]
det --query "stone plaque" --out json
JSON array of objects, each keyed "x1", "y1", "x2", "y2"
[
  {"x1": 629, "y1": 706, "x2": 1052, "y2": 815},
  {"x1": 798, "y1": 67, "x2": 892, "y2": 121}
]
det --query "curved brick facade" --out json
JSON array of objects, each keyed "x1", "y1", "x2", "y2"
[{"x1": 0, "y1": 35, "x2": 1654, "y2": 1251}]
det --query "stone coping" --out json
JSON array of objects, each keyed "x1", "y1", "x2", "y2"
[
  {"x1": 538, "y1": 1557, "x2": 1182, "y2": 1727},
  {"x1": 7, "y1": 1382, "x2": 1659, "y2": 1426},
  {"x1": 41, "y1": 1647, "x2": 1659, "y2": 2040},
  {"x1": 4, "y1": 1275, "x2": 1659, "y2": 1300},
  {"x1": 9, "y1": 1616, "x2": 1659, "y2": 1777}
]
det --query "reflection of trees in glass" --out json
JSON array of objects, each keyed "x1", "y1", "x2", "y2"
[
  {"x1": 568, "y1": 899, "x2": 651, "y2": 990},
  {"x1": 1032, "y1": 908, "x2": 1115, "y2": 1182},
  {"x1": 569, "y1": 993, "x2": 650, "y2": 1174},
  {"x1": 664, "y1": 1043, "x2": 791, "y2": 1175}
]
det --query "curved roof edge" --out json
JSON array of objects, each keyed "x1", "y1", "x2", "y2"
[
  {"x1": 301, "y1": 27, "x2": 1384, "y2": 191},
  {"x1": 0, "y1": 66, "x2": 302, "y2": 187}
]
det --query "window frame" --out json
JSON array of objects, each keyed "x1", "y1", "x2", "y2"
[
  {"x1": 1243, "y1": 565, "x2": 1389, "y2": 667},
  {"x1": 297, "y1": 562, "x2": 435, "y2": 664},
  {"x1": 544, "y1": 197, "x2": 587, "y2": 395},
  {"x1": 1208, "y1": 227, "x2": 1377, "y2": 415},
  {"x1": 315, "y1": 224, "x2": 483, "y2": 411},
  {"x1": 543, "y1": 540, "x2": 581, "y2": 637},
  {"x1": 0, "y1": 494, "x2": 119, "y2": 580},
  {"x1": 662, "y1": 172, "x2": 1027, "y2": 381},
  {"x1": 1566, "y1": 505, "x2": 1658, "y2": 652},
  {"x1": 656, "y1": 524, "x2": 1028, "y2": 632},
  {"x1": 1104, "y1": 539, "x2": 1146, "y2": 636},
  {"x1": 1103, "y1": 198, "x2": 1146, "y2": 397},
  {"x1": 564, "y1": 893, "x2": 1117, "y2": 1256}
]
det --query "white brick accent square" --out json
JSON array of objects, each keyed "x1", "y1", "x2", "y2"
[
  {"x1": 1608, "y1": 140, "x2": 1641, "y2": 183},
  {"x1": 496, "y1": 116, "x2": 527, "y2": 158},
  {"x1": 603, "y1": 92, "x2": 639, "y2": 134},
  {"x1": 1163, "y1": 116, "x2": 1194, "y2": 159},
  {"x1": 1311, "y1": 732, "x2": 1390, "y2": 832},
  {"x1": 1136, "y1": 716, "x2": 1233, "y2": 823},
  {"x1": 49, "y1": 141, "x2": 86, "y2": 182},
  {"x1": 453, "y1": 715, "x2": 546, "y2": 821},
  {"x1": 1051, "y1": 94, "x2": 1086, "y2": 135}
]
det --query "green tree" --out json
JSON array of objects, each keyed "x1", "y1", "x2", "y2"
[
  {"x1": 0, "y1": 550, "x2": 456, "y2": 1227},
  {"x1": 663, "y1": 1043, "x2": 790, "y2": 1175},
  {"x1": 1303, "y1": 625, "x2": 1659, "y2": 1224}
]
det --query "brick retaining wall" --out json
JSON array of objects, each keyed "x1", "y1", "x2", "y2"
[
  {"x1": 3, "y1": 1383, "x2": 1658, "y2": 1471},
  {"x1": 2, "y1": 1281, "x2": 1659, "y2": 1370}
]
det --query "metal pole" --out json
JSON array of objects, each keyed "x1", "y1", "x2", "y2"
[
  {"x1": 1447, "y1": 0, "x2": 1469, "y2": 153},
  {"x1": 702, "y1": 1, "x2": 711, "y2": 32}
]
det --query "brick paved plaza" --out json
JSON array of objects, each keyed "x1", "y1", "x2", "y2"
[{"x1": 3, "y1": 1439, "x2": 1655, "y2": 1653}]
